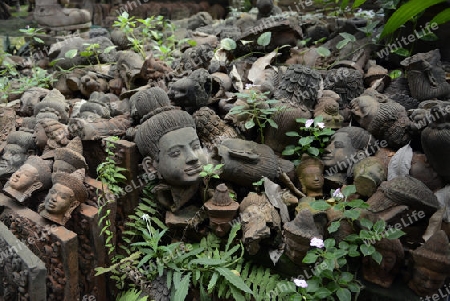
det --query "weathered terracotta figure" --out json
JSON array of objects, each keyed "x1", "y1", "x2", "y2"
[
  {"x1": 314, "y1": 90, "x2": 344, "y2": 130},
  {"x1": 400, "y1": 49, "x2": 450, "y2": 101},
  {"x1": 33, "y1": 89, "x2": 70, "y2": 124},
  {"x1": 19, "y1": 87, "x2": 49, "y2": 117},
  {"x1": 408, "y1": 230, "x2": 450, "y2": 296},
  {"x1": 204, "y1": 184, "x2": 239, "y2": 237},
  {"x1": 38, "y1": 169, "x2": 88, "y2": 226},
  {"x1": 323, "y1": 67, "x2": 364, "y2": 112},
  {"x1": 350, "y1": 93, "x2": 411, "y2": 149},
  {"x1": 284, "y1": 209, "x2": 321, "y2": 266},
  {"x1": 33, "y1": 118, "x2": 69, "y2": 158},
  {"x1": 361, "y1": 238, "x2": 404, "y2": 288},
  {"x1": 68, "y1": 114, "x2": 132, "y2": 141},
  {"x1": 168, "y1": 68, "x2": 212, "y2": 109},
  {"x1": 256, "y1": 0, "x2": 282, "y2": 19},
  {"x1": 353, "y1": 156, "x2": 386, "y2": 198},
  {"x1": 0, "y1": 131, "x2": 36, "y2": 181},
  {"x1": 53, "y1": 137, "x2": 87, "y2": 173},
  {"x1": 33, "y1": 0, "x2": 91, "y2": 31},
  {"x1": 135, "y1": 107, "x2": 207, "y2": 211},
  {"x1": 3, "y1": 156, "x2": 52, "y2": 203},
  {"x1": 296, "y1": 154, "x2": 324, "y2": 198}
]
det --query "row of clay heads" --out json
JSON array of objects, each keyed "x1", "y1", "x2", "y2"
[{"x1": 2, "y1": 136, "x2": 88, "y2": 226}]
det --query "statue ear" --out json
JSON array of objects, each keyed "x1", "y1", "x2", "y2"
[
  {"x1": 24, "y1": 182, "x2": 43, "y2": 197},
  {"x1": 142, "y1": 156, "x2": 158, "y2": 175},
  {"x1": 27, "y1": 149, "x2": 36, "y2": 156}
]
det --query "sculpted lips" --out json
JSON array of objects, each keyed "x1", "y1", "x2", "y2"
[{"x1": 184, "y1": 164, "x2": 202, "y2": 176}]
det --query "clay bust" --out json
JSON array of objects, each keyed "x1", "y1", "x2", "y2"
[
  {"x1": 33, "y1": 118, "x2": 69, "y2": 158},
  {"x1": 361, "y1": 237, "x2": 404, "y2": 288},
  {"x1": 408, "y1": 230, "x2": 450, "y2": 296},
  {"x1": 33, "y1": 89, "x2": 70, "y2": 124},
  {"x1": 168, "y1": 68, "x2": 212, "y2": 109},
  {"x1": 323, "y1": 67, "x2": 364, "y2": 111},
  {"x1": 78, "y1": 101, "x2": 110, "y2": 123},
  {"x1": 53, "y1": 137, "x2": 87, "y2": 173},
  {"x1": 321, "y1": 127, "x2": 376, "y2": 181},
  {"x1": 350, "y1": 94, "x2": 411, "y2": 150},
  {"x1": 314, "y1": 90, "x2": 344, "y2": 130},
  {"x1": 204, "y1": 184, "x2": 239, "y2": 237},
  {"x1": 296, "y1": 154, "x2": 324, "y2": 198},
  {"x1": 135, "y1": 106, "x2": 207, "y2": 211},
  {"x1": 0, "y1": 131, "x2": 36, "y2": 181},
  {"x1": 3, "y1": 156, "x2": 52, "y2": 203},
  {"x1": 353, "y1": 156, "x2": 386, "y2": 198},
  {"x1": 38, "y1": 169, "x2": 88, "y2": 226}
]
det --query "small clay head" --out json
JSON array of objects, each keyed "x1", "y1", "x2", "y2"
[
  {"x1": 33, "y1": 119, "x2": 69, "y2": 152},
  {"x1": 296, "y1": 154, "x2": 324, "y2": 197},
  {"x1": 53, "y1": 137, "x2": 87, "y2": 173},
  {"x1": 0, "y1": 131, "x2": 36, "y2": 179}
]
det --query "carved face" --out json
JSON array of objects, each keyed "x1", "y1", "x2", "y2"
[
  {"x1": 7, "y1": 163, "x2": 39, "y2": 191},
  {"x1": 154, "y1": 127, "x2": 206, "y2": 186},
  {"x1": 409, "y1": 265, "x2": 447, "y2": 296},
  {"x1": 210, "y1": 220, "x2": 232, "y2": 237},
  {"x1": 322, "y1": 132, "x2": 355, "y2": 169},
  {"x1": 299, "y1": 166, "x2": 324, "y2": 196},
  {"x1": 80, "y1": 111, "x2": 102, "y2": 123},
  {"x1": 0, "y1": 145, "x2": 27, "y2": 178},
  {"x1": 51, "y1": 126, "x2": 69, "y2": 146},
  {"x1": 362, "y1": 248, "x2": 399, "y2": 288},
  {"x1": 33, "y1": 123, "x2": 48, "y2": 151},
  {"x1": 44, "y1": 183, "x2": 75, "y2": 214}
]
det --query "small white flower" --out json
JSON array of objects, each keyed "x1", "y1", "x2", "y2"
[
  {"x1": 317, "y1": 122, "x2": 325, "y2": 129},
  {"x1": 294, "y1": 278, "x2": 308, "y2": 288},
  {"x1": 310, "y1": 237, "x2": 324, "y2": 248},
  {"x1": 141, "y1": 214, "x2": 151, "y2": 223},
  {"x1": 245, "y1": 83, "x2": 260, "y2": 90},
  {"x1": 305, "y1": 119, "x2": 314, "y2": 128},
  {"x1": 332, "y1": 188, "x2": 344, "y2": 199}
]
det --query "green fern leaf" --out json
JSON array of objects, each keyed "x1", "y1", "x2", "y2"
[
  {"x1": 174, "y1": 273, "x2": 191, "y2": 301},
  {"x1": 215, "y1": 267, "x2": 253, "y2": 295},
  {"x1": 190, "y1": 258, "x2": 227, "y2": 266},
  {"x1": 207, "y1": 272, "x2": 219, "y2": 293},
  {"x1": 167, "y1": 270, "x2": 173, "y2": 290},
  {"x1": 380, "y1": 0, "x2": 445, "y2": 39}
]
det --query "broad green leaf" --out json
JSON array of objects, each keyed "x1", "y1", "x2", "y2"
[
  {"x1": 215, "y1": 267, "x2": 253, "y2": 295},
  {"x1": 373, "y1": 219, "x2": 386, "y2": 233},
  {"x1": 343, "y1": 209, "x2": 360, "y2": 220},
  {"x1": 340, "y1": 0, "x2": 350, "y2": 10},
  {"x1": 310, "y1": 200, "x2": 331, "y2": 211},
  {"x1": 336, "y1": 288, "x2": 352, "y2": 301},
  {"x1": 342, "y1": 185, "x2": 356, "y2": 197},
  {"x1": 380, "y1": 0, "x2": 445, "y2": 39},
  {"x1": 324, "y1": 238, "x2": 335, "y2": 249},
  {"x1": 360, "y1": 243, "x2": 376, "y2": 256},
  {"x1": 392, "y1": 47, "x2": 410, "y2": 57},
  {"x1": 359, "y1": 230, "x2": 374, "y2": 240},
  {"x1": 315, "y1": 287, "x2": 332, "y2": 298},
  {"x1": 221, "y1": 38, "x2": 237, "y2": 50},
  {"x1": 339, "y1": 272, "x2": 353, "y2": 284},
  {"x1": 359, "y1": 218, "x2": 373, "y2": 230},
  {"x1": 339, "y1": 32, "x2": 356, "y2": 41},
  {"x1": 308, "y1": 147, "x2": 320, "y2": 156},
  {"x1": 257, "y1": 32, "x2": 272, "y2": 46},
  {"x1": 348, "y1": 282, "x2": 361, "y2": 293},
  {"x1": 104, "y1": 45, "x2": 117, "y2": 54},
  {"x1": 352, "y1": 0, "x2": 367, "y2": 8},
  {"x1": 336, "y1": 39, "x2": 349, "y2": 50},
  {"x1": 302, "y1": 252, "x2": 319, "y2": 264},
  {"x1": 306, "y1": 279, "x2": 320, "y2": 292},
  {"x1": 299, "y1": 136, "x2": 314, "y2": 146},
  {"x1": 371, "y1": 250, "x2": 383, "y2": 264},
  {"x1": 268, "y1": 119, "x2": 278, "y2": 128},
  {"x1": 384, "y1": 228, "x2": 405, "y2": 240},
  {"x1": 431, "y1": 8, "x2": 450, "y2": 25},
  {"x1": 285, "y1": 131, "x2": 299, "y2": 137},
  {"x1": 33, "y1": 37, "x2": 44, "y2": 44},
  {"x1": 174, "y1": 273, "x2": 191, "y2": 301},
  {"x1": 245, "y1": 119, "x2": 256, "y2": 129},
  {"x1": 316, "y1": 46, "x2": 331, "y2": 57},
  {"x1": 65, "y1": 49, "x2": 78, "y2": 59},
  {"x1": 328, "y1": 221, "x2": 341, "y2": 233}
]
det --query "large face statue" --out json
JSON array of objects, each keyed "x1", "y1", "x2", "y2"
[
  {"x1": 409, "y1": 266, "x2": 447, "y2": 296},
  {"x1": 7, "y1": 164, "x2": 38, "y2": 191},
  {"x1": 0, "y1": 145, "x2": 27, "y2": 179},
  {"x1": 322, "y1": 132, "x2": 354, "y2": 168},
  {"x1": 154, "y1": 127, "x2": 205, "y2": 186},
  {"x1": 44, "y1": 183, "x2": 75, "y2": 214}
]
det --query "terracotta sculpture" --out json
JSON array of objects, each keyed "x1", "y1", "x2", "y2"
[
  {"x1": 274, "y1": 64, "x2": 323, "y2": 111},
  {"x1": 19, "y1": 87, "x2": 49, "y2": 117},
  {"x1": 135, "y1": 106, "x2": 207, "y2": 211},
  {"x1": 33, "y1": 0, "x2": 91, "y2": 31},
  {"x1": 361, "y1": 238, "x2": 404, "y2": 288},
  {"x1": 0, "y1": 131, "x2": 36, "y2": 181},
  {"x1": 204, "y1": 184, "x2": 239, "y2": 237},
  {"x1": 296, "y1": 154, "x2": 324, "y2": 198},
  {"x1": 78, "y1": 101, "x2": 111, "y2": 123},
  {"x1": 408, "y1": 230, "x2": 450, "y2": 296},
  {"x1": 3, "y1": 156, "x2": 52, "y2": 203},
  {"x1": 350, "y1": 93, "x2": 411, "y2": 149},
  {"x1": 168, "y1": 68, "x2": 212, "y2": 109},
  {"x1": 38, "y1": 169, "x2": 88, "y2": 226},
  {"x1": 33, "y1": 118, "x2": 69, "y2": 158},
  {"x1": 240, "y1": 192, "x2": 282, "y2": 255},
  {"x1": 314, "y1": 90, "x2": 344, "y2": 130},
  {"x1": 421, "y1": 103, "x2": 450, "y2": 182},
  {"x1": 68, "y1": 114, "x2": 132, "y2": 141},
  {"x1": 400, "y1": 49, "x2": 450, "y2": 101},
  {"x1": 284, "y1": 209, "x2": 321, "y2": 266},
  {"x1": 321, "y1": 127, "x2": 376, "y2": 184},
  {"x1": 129, "y1": 87, "x2": 171, "y2": 123},
  {"x1": 410, "y1": 152, "x2": 444, "y2": 192},
  {"x1": 353, "y1": 156, "x2": 386, "y2": 198},
  {"x1": 33, "y1": 89, "x2": 70, "y2": 124},
  {"x1": 53, "y1": 137, "x2": 87, "y2": 173},
  {"x1": 256, "y1": 0, "x2": 282, "y2": 19}
]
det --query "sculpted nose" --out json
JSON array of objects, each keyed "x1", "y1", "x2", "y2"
[{"x1": 185, "y1": 148, "x2": 199, "y2": 164}]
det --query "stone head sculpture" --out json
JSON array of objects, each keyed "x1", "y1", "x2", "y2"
[
  {"x1": 296, "y1": 154, "x2": 324, "y2": 198},
  {"x1": 53, "y1": 137, "x2": 87, "y2": 173},
  {"x1": 39, "y1": 169, "x2": 88, "y2": 226},
  {"x1": 168, "y1": 68, "x2": 212, "y2": 109},
  {"x1": 130, "y1": 86, "x2": 171, "y2": 123},
  {"x1": 321, "y1": 127, "x2": 376, "y2": 174},
  {"x1": 135, "y1": 106, "x2": 206, "y2": 186},
  {"x1": 19, "y1": 87, "x2": 49, "y2": 117},
  {"x1": 33, "y1": 118, "x2": 69, "y2": 157},
  {"x1": 362, "y1": 237, "x2": 404, "y2": 288},
  {"x1": 0, "y1": 131, "x2": 36, "y2": 180},
  {"x1": 350, "y1": 94, "x2": 411, "y2": 149},
  {"x1": 324, "y1": 67, "x2": 364, "y2": 111},
  {"x1": 353, "y1": 156, "x2": 386, "y2": 198},
  {"x1": 33, "y1": 89, "x2": 69, "y2": 124},
  {"x1": 3, "y1": 156, "x2": 52, "y2": 203},
  {"x1": 78, "y1": 101, "x2": 110, "y2": 123},
  {"x1": 408, "y1": 230, "x2": 450, "y2": 296}
]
